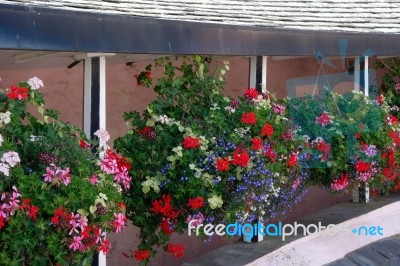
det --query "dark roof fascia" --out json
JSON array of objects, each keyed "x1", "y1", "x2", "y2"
[{"x1": 0, "y1": 3, "x2": 399, "y2": 56}]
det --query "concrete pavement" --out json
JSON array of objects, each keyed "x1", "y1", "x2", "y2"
[{"x1": 183, "y1": 195, "x2": 400, "y2": 266}]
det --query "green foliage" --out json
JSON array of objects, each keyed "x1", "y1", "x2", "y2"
[
  {"x1": 0, "y1": 79, "x2": 126, "y2": 265},
  {"x1": 115, "y1": 56, "x2": 308, "y2": 263}
]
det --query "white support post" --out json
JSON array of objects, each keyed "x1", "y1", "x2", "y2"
[
  {"x1": 99, "y1": 56, "x2": 106, "y2": 131},
  {"x1": 261, "y1": 56, "x2": 267, "y2": 93},
  {"x1": 354, "y1": 56, "x2": 360, "y2": 92},
  {"x1": 83, "y1": 58, "x2": 92, "y2": 138},
  {"x1": 364, "y1": 56, "x2": 369, "y2": 96},
  {"x1": 249, "y1": 56, "x2": 257, "y2": 88},
  {"x1": 82, "y1": 53, "x2": 114, "y2": 266}
]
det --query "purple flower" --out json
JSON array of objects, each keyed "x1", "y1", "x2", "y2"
[
  {"x1": 365, "y1": 145, "x2": 377, "y2": 157},
  {"x1": 395, "y1": 83, "x2": 400, "y2": 92}
]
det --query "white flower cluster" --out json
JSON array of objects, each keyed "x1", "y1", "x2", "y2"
[
  {"x1": 0, "y1": 111, "x2": 11, "y2": 127},
  {"x1": 27, "y1": 76, "x2": 44, "y2": 90},
  {"x1": 0, "y1": 151, "x2": 21, "y2": 176}
]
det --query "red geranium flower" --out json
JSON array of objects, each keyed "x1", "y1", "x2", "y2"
[
  {"x1": 187, "y1": 197, "x2": 204, "y2": 210},
  {"x1": 251, "y1": 137, "x2": 262, "y2": 150},
  {"x1": 265, "y1": 147, "x2": 277, "y2": 162},
  {"x1": 316, "y1": 142, "x2": 331, "y2": 161},
  {"x1": 182, "y1": 136, "x2": 200, "y2": 149},
  {"x1": 160, "y1": 218, "x2": 174, "y2": 235},
  {"x1": 151, "y1": 194, "x2": 181, "y2": 219},
  {"x1": 377, "y1": 95, "x2": 384, "y2": 104},
  {"x1": 232, "y1": 148, "x2": 250, "y2": 167},
  {"x1": 215, "y1": 157, "x2": 229, "y2": 171},
  {"x1": 79, "y1": 139, "x2": 90, "y2": 149},
  {"x1": 287, "y1": 153, "x2": 298, "y2": 167},
  {"x1": 261, "y1": 123, "x2": 274, "y2": 137},
  {"x1": 133, "y1": 249, "x2": 151, "y2": 262},
  {"x1": 331, "y1": 172, "x2": 349, "y2": 191},
  {"x1": 355, "y1": 161, "x2": 370, "y2": 172},
  {"x1": 387, "y1": 115, "x2": 399, "y2": 125},
  {"x1": 316, "y1": 113, "x2": 331, "y2": 127},
  {"x1": 167, "y1": 243, "x2": 185, "y2": 258},
  {"x1": 244, "y1": 88, "x2": 259, "y2": 99},
  {"x1": 240, "y1": 112, "x2": 257, "y2": 125},
  {"x1": 7, "y1": 86, "x2": 28, "y2": 100},
  {"x1": 0, "y1": 216, "x2": 4, "y2": 230},
  {"x1": 99, "y1": 239, "x2": 111, "y2": 254}
]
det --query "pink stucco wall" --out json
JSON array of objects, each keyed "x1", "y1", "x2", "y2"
[{"x1": 0, "y1": 54, "x2": 380, "y2": 265}]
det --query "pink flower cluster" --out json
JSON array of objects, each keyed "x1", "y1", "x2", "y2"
[
  {"x1": 98, "y1": 150, "x2": 132, "y2": 190},
  {"x1": 273, "y1": 103, "x2": 286, "y2": 115},
  {"x1": 112, "y1": 212, "x2": 127, "y2": 233},
  {"x1": 186, "y1": 212, "x2": 204, "y2": 227},
  {"x1": 0, "y1": 186, "x2": 21, "y2": 225},
  {"x1": 42, "y1": 164, "x2": 71, "y2": 186}
]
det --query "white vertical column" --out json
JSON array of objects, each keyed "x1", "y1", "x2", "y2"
[
  {"x1": 99, "y1": 56, "x2": 107, "y2": 131},
  {"x1": 261, "y1": 56, "x2": 267, "y2": 93},
  {"x1": 83, "y1": 58, "x2": 92, "y2": 138},
  {"x1": 354, "y1": 56, "x2": 360, "y2": 92},
  {"x1": 249, "y1": 56, "x2": 257, "y2": 88},
  {"x1": 364, "y1": 56, "x2": 369, "y2": 96},
  {"x1": 81, "y1": 53, "x2": 113, "y2": 266}
]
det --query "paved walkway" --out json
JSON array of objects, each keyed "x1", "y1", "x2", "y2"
[
  {"x1": 183, "y1": 195, "x2": 400, "y2": 266},
  {"x1": 326, "y1": 235, "x2": 400, "y2": 266}
]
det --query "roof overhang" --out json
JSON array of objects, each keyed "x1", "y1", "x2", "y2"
[{"x1": 1, "y1": 3, "x2": 399, "y2": 56}]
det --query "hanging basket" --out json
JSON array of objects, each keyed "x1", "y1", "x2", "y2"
[{"x1": 352, "y1": 180, "x2": 370, "y2": 203}]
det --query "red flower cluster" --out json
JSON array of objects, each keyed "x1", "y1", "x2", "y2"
[
  {"x1": 215, "y1": 157, "x2": 229, "y2": 171},
  {"x1": 20, "y1": 198, "x2": 39, "y2": 221},
  {"x1": 182, "y1": 136, "x2": 200, "y2": 149},
  {"x1": 316, "y1": 141, "x2": 331, "y2": 161},
  {"x1": 151, "y1": 194, "x2": 181, "y2": 219},
  {"x1": 316, "y1": 113, "x2": 331, "y2": 127},
  {"x1": 377, "y1": 95, "x2": 384, "y2": 105},
  {"x1": 251, "y1": 137, "x2": 262, "y2": 150},
  {"x1": 331, "y1": 172, "x2": 349, "y2": 191},
  {"x1": 79, "y1": 139, "x2": 90, "y2": 149},
  {"x1": 287, "y1": 153, "x2": 298, "y2": 167},
  {"x1": 135, "y1": 71, "x2": 152, "y2": 86},
  {"x1": 389, "y1": 131, "x2": 400, "y2": 145},
  {"x1": 382, "y1": 148, "x2": 397, "y2": 181},
  {"x1": 261, "y1": 123, "x2": 274, "y2": 137},
  {"x1": 240, "y1": 112, "x2": 257, "y2": 125},
  {"x1": 138, "y1": 126, "x2": 157, "y2": 140},
  {"x1": 244, "y1": 88, "x2": 259, "y2": 100},
  {"x1": 187, "y1": 197, "x2": 204, "y2": 210},
  {"x1": 133, "y1": 249, "x2": 151, "y2": 262},
  {"x1": 386, "y1": 115, "x2": 399, "y2": 125},
  {"x1": 160, "y1": 217, "x2": 174, "y2": 234},
  {"x1": 265, "y1": 147, "x2": 277, "y2": 162},
  {"x1": 232, "y1": 148, "x2": 250, "y2": 167},
  {"x1": 7, "y1": 86, "x2": 28, "y2": 100},
  {"x1": 51, "y1": 207, "x2": 70, "y2": 229},
  {"x1": 355, "y1": 161, "x2": 370, "y2": 172},
  {"x1": 167, "y1": 243, "x2": 185, "y2": 258}
]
